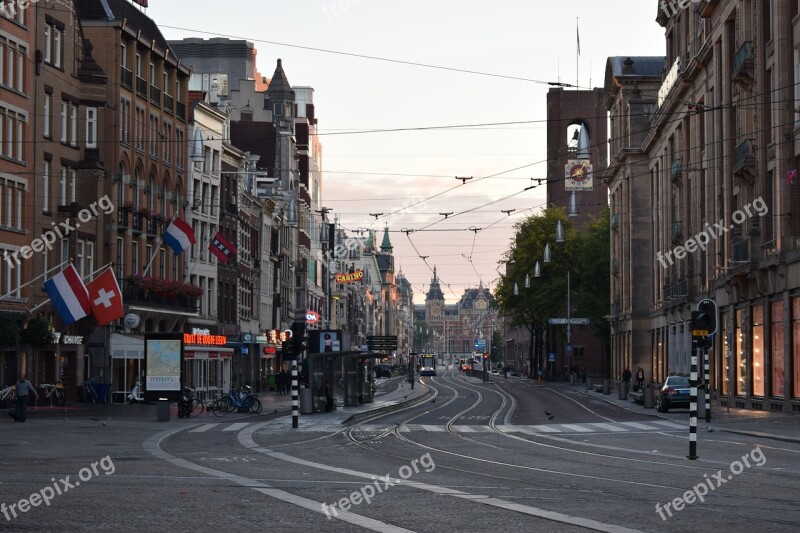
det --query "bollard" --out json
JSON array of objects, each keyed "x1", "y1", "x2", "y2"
[
  {"x1": 643, "y1": 384, "x2": 655, "y2": 408},
  {"x1": 618, "y1": 382, "x2": 628, "y2": 400},
  {"x1": 570, "y1": 373, "x2": 576, "y2": 385},
  {"x1": 603, "y1": 379, "x2": 610, "y2": 395},
  {"x1": 586, "y1": 376, "x2": 593, "y2": 391}
]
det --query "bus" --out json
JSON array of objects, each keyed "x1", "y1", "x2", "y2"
[{"x1": 419, "y1": 354, "x2": 437, "y2": 376}]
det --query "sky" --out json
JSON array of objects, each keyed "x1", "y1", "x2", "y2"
[{"x1": 142, "y1": 0, "x2": 667, "y2": 304}]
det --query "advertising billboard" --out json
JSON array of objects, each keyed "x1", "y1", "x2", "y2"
[{"x1": 144, "y1": 334, "x2": 183, "y2": 400}]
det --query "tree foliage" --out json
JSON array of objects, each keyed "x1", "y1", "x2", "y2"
[
  {"x1": 21, "y1": 316, "x2": 53, "y2": 347},
  {"x1": 0, "y1": 316, "x2": 18, "y2": 349}
]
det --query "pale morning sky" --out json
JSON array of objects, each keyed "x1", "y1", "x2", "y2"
[{"x1": 142, "y1": 0, "x2": 667, "y2": 304}]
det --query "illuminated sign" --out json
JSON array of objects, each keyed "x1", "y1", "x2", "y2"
[
  {"x1": 183, "y1": 333, "x2": 227, "y2": 346},
  {"x1": 564, "y1": 160, "x2": 593, "y2": 191},
  {"x1": 306, "y1": 310, "x2": 320, "y2": 324},
  {"x1": 336, "y1": 269, "x2": 364, "y2": 283}
]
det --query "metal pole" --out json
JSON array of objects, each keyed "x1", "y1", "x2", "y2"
[
  {"x1": 688, "y1": 344, "x2": 699, "y2": 460},
  {"x1": 0, "y1": 260, "x2": 68, "y2": 302},
  {"x1": 704, "y1": 346, "x2": 711, "y2": 422},
  {"x1": 28, "y1": 262, "x2": 113, "y2": 314},
  {"x1": 291, "y1": 356, "x2": 298, "y2": 429}
]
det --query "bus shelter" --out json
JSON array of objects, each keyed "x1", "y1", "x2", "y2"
[{"x1": 305, "y1": 351, "x2": 388, "y2": 413}]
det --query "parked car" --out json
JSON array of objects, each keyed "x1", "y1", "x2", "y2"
[{"x1": 655, "y1": 375, "x2": 691, "y2": 412}]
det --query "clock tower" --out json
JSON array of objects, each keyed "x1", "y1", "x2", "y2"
[{"x1": 424, "y1": 267, "x2": 446, "y2": 353}]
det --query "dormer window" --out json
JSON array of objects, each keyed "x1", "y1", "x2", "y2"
[
  {"x1": 273, "y1": 103, "x2": 282, "y2": 117},
  {"x1": 285, "y1": 103, "x2": 292, "y2": 117}
]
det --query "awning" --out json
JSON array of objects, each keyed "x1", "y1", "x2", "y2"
[{"x1": 110, "y1": 333, "x2": 144, "y2": 359}]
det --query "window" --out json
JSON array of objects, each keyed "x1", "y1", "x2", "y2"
[
  {"x1": 175, "y1": 129, "x2": 184, "y2": 169},
  {"x1": 0, "y1": 39, "x2": 26, "y2": 92},
  {"x1": 42, "y1": 160, "x2": 50, "y2": 212},
  {"x1": 60, "y1": 101, "x2": 67, "y2": 143},
  {"x1": 44, "y1": 25, "x2": 51, "y2": 64},
  {"x1": 162, "y1": 121, "x2": 171, "y2": 162},
  {"x1": 0, "y1": 41, "x2": 4, "y2": 85},
  {"x1": 795, "y1": 48, "x2": 800, "y2": 127},
  {"x1": 135, "y1": 107, "x2": 144, "y2": 150},
  {"x1": 0, "y1": 106, "x2": 25, "y2": 161},
  {"x1": 274, "y1": 103, "x2": 282, "y2": 117},
  {"x1": 135, "y1": 53, "x2": 142, "y2": 77},
  {"x1": 120, "y1": 44, "x2": 127, "y2": 68},
  {"x1": 69, "y1": 103, "x2": 77, "y2": 146},
  {"x1": 163, "y1": 71, "x2": 169, "y2": 93},
  {"x1": 43, "y1": 92, "x2": 51, "y2": 138},
  {"x1": 771, "y1": 301, "x2": 785, "y2": 397},
  {"x1": 149, "y1": 113, "x2": 158, "y2": 156},
  {"x1": 120, "y1": 98, "x2": 130, "y2": 143},
  {"x1": 60, "y1": 238, "x2": 69, "y2": 268},
  {"x1": 794, "y1": 297, "x2": 800, "y2": 399},
  {"x1": 736, "y1": 309, "x2": 747, "y2": 395},
  {"x1": 131, "y1": 241, "x2": 139, "y2": 274},
  {"x1": 149, "y1": 63, "x2": 155, "y2": 85},
  {"x1": 752, "y1": 305, "x2": 764, "y2": 396},
  {"x1": 53, "y1": 28, "x2": 61, "y2": 68},
  {"x1": 116, "y1": 238, "x2": 124, "y2": 280},
  {"x1": 59, "y1": 167, "x2": 66, "y2": 205},
  {"x1": 86, "y1": 107, "x2": 97, "y2": 148},
  {"x1": 159, "y1": 248, "x2": 166, "y2": 278}
]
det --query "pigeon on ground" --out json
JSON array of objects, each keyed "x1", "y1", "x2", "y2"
[{"x1": 544, "y1": 410, "x2": 555, "y2": 420}]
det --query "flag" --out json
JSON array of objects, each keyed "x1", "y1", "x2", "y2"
[
  {"x1": 87, "y1": 268, "x2": 124, "y2": 325},
  {"x1": 162, "y1": 217, "x2": 196, "y2": 255},
  {"x1": 209, "y1": 231, "x2": 237, "y2": 264},
  {"x1": 43, "y1": 264, "x2": 91, "y2": 326}
]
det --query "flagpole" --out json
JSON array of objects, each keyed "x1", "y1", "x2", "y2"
[
  {"x1": 0, "y1": 260, "x2": 69, "y2": 302},
  {"x1": 576, "y1": 17, "x2": 579, "y2": 90},
  {"x1": 27, "y1": 262, "x2": 112, "y2": 314},
  {"x1": 142, "y1": 238, "x2": 162, "y2": 276}
]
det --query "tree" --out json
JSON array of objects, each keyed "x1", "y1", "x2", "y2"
[
  {"x1": 0, "y1": 316, "x2": 18, "y2": 349},
  {"x1": 490, "y1": 329, "x2": 504, "y2": 364},
  {"x1": 494, "y1": 208, "x2": 578, "y2": 377},
  {"x1": 21, "y1": 316, "x2": 53, "y2": 347}
]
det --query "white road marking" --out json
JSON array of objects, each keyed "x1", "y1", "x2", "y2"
[
  {"x1": 558, "y1": 424, "x2": 595, "y2": 433},
  {"x1": 189, "y1": 423, "x2": 219, "y2": 433},
  {"x1": 420, "y1": 425, "x2": 444, "y2": 432},
  {"x1": 590, "y1": 423, "x2": 628, "y2": 432},
  {"x1": 619, "y1": 422, "x2": 660, "y2": 430},
  {"x1": 530, "y1": 425, "x2": 562, "y2": 433},
  {"x1": 651, "y1": 420, "x2": 686, "y2": 429},
  {"x1": 222, "y1": 422, "x2": 250, "y2": 432}
]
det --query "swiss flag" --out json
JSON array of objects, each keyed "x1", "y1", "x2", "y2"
[{"x1": 86, "y1": 268, "x2": 124, "y2": 325}]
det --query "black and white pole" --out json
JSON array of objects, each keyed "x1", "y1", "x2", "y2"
[
  {"x1": 704, "y1": 347, "x2": 711, "y2": 422},
  {"x1": 291, "y1": 357, "x2": 298, "y2": 429},
  {"x1": 688, "y1": 344, "x2": 700, "y2": 460}
]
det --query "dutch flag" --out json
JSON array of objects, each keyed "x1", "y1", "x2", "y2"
[
  {"x1": 162, "y1": 217, "x2": 196, "y2": 255},
  {"x1": 43, "y1": 264, "x2": 91, "y2": 326}
]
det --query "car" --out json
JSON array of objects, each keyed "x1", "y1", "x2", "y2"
[{"x1": 655, "y1": 375, "x2": 691, "y2": 412}]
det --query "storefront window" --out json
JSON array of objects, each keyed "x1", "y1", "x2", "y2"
[
  {"x1": 793, "y1": 297, "x2": 800, "y2": 398},
  {"x1": 771, "y1": 300, "x2": 784, "y2": 397},
  {"x1": 752, "y1": 305, "x2": 764, "y2": 397},
  {"x1": 736, "y1": 308, "x2": 747, "y2": 395},
  {"x1": 720, "y1": 311, "x2": 729, "y2": 395}
]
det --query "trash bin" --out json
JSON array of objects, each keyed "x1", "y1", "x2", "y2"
[
  {"x1": 586, "y1": 376, "x2": 593, "y2": 390},
  {"x1": 618, "y1": 382, "x2": 628, "y2": 400},
  {"x1": 157, "y1": 399, "x2": 171, "y2": 421},
  {"x1": 603, "y1": 379, "x2": 610, "y2": 395},
  {"x1": 299, "y1": 387, "x2": 313, "y2": 414},
  {"x1": 643, "y1": 384, "x2": 655, "y2": 408}
]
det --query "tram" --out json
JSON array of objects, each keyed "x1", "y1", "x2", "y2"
[{"x1": 419, "y1": 354, "x2": 437, "y2": 376}]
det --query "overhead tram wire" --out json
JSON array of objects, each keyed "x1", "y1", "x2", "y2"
[{"x1": 158, "y1": 25, "x2": 584, "y2": 88}]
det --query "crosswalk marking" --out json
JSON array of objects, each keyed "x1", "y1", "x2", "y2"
[
  {"x1": 590, "y1": 423, "x2": 628, "y2": 432},
  {"x1": 222, "y1": 422, "x2": 249, "y2": 432},
  {"x1": 189, "y1": 423, "x2": 219, "y2": 433},
  {"x1": 618, "y1": 421, "x2": 660, "y2": 430},
  {"x1": 559, "y1": 424, "x2": 595, "y2": 433},
  {"x1": 187, "y1": 419, "x2": 683, "y2": 436}
]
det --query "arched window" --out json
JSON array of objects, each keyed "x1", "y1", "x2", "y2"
[
  {"x1": 133, "y1": 168, "x2": 141, "y2": 209},
  {"x1": 147, "y1": 175, "x2": 155, "y2": 211},
  {"x1": 117, "y1": 162, "x2": 127, "y2": 206},
  {"x1": 161, "y1": 179, "x2": 169, "y2": 214}
]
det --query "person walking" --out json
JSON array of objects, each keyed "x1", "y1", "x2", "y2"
[
  {"x1": 622, "y1": 368, "x2": 632, "y2": 392},
  {"x1": 636, "y1": 367, "x2": 645, "y2": 392},
  {"x1": 11, "y1": 373, "x2": 38, "y2": 422}
]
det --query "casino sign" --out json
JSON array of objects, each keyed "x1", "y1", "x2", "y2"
[{"x1": 336, "y1": 269, "x2": 364, "y2": 283}]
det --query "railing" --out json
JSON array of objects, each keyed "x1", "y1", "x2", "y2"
[
  {"x1": 120, "y1": 66, "x2": 133, "y2": 88},
  {"x1": 121, "y1": 282, "x2": 199, "y2": 313},
  {"x1": 147, "y1": 217, "x2": 160, "y2": 236},
  {"x1": 136, "y1": 76, "x2": 147, "y2": 97},
  {"x1": 733, "y1": 41, "x2": 754, "y2": 79},
  {"x1": 131, "y1": 212, "x2": 143, "y2": 232},
  {"x1": 117, "y1": 209, "x2": 129, "y2": 229},
  {"x1": 163, "y1": 93, "x2": 174, "y2": 114},
  {"x1": 150, "y1": 85, "x2": 161, "y2": 106},
  {"x1": 663, "y1": 278, "x2": 688, "y2": 300}
]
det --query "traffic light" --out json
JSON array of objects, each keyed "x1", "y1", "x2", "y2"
[
  {"x1": 691, "y1": 299, "x2": 717, "y2": 350},
  {"x1": 291, "y1": 322, "x2": 306, "y2": 356}
]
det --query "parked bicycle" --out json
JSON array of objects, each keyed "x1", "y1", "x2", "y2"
[
  {"x1": 42, "y1": 381, "x2": 66, "y2": 406},
  {"x1": 177, "y1": 387, "x2": 200, "y2": 418},
  {"x1": 223, "y1": 385, "x2": 262, "y2": 414},
  {"x1": 0, "y1": 384, "x2": 15, "y2": 408}
]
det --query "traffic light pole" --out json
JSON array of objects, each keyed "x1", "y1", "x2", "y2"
[{"x1": 688, "y1": 343, "x2": 700, "y2": 460}]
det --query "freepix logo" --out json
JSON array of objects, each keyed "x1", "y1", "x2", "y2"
[
  {"x1": 2, "y1": 195, "x2": 115, "y2": 270},
  {"x1": 660, "y1": 0, "x2": 712, "y2": 19},
  {"x1": 656, "y1": 197, "x2": 767, "y2": 269}
]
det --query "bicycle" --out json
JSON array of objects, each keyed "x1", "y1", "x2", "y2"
[
  {"x1": 224, "y1": 385, "x2": 262, "y2": 414},
  {"x1": 193, "y1": 390, "x2": 227, "y2": 416},
  {"x1": 0, "y1": 384, "x2": 15, "y2": 408},
  {"x1": 42, "y1": 382, "x2": 66, "y2": 406},
  {"x1": 83, "y1": 379, "x2": 99, "y2": 404}
]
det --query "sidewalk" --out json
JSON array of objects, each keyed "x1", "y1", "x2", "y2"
[{"x1": 548, "y1": 380, "x2": 800, "y2": 444}]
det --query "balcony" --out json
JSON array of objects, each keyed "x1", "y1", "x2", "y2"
[
  {"x1": 733, "y1": 42, "x2": 754, "y2": 83},
  {"x1": 131, "y1": 212, "x2": 143, "y2": 233},
  {"x1": 734, "y1": 139, "x2": 756, "y2": 184},
  {"x1": 120, "y1": 66, "x2": 133, "y2": 89},
  {"x1": 117, "y1": 209, "x2": 129, "y2": 230},
  {"x1": 146, "y1": 217, "x2": 160, "y2": 237},
  {"x1": 136, "y1": 76, "x2": 147, "y2": 97},
  {"x1": 122, "y1": 278, "x2": 200, "y2": 313},
  {"x1": 150, "y1": 85, "x2": 161, "y2": 106},
  {"x1": 175, "y1": 101, "x2": 186, "y2": 121},
  {"x1": 663, "y1": 278, "x2": 688, "y2": 302},
  {"x1": 163, "y1": 93, "x2": 174, "y2": 114}
]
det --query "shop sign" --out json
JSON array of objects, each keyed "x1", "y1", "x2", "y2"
[
  {"x1": 306, "y1": 310, "x2": 320, "y2": 324},
  {"x1": 256, "y1": 335, "x2": 268, "y2": 344},
  {"x1": 51, "y1": 332, "x2": 84, "y2": 344},
  {"x1": 335, "y1": 269, "x2": 364, "y2": 283},
  {"x1": 183, "y1": 330, "x2": 227, "y2": 346}
]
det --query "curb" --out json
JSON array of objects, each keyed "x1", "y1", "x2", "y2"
[
  {"x1": 343, "y1": 383, "x2": 433, "y2": 425},
  {"x1": 717, "y1": 428, "x2": 800, "y2": 445}
]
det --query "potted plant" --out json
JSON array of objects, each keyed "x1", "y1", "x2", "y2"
[
  {"x1": 121, "y1": 201, "x2": 135, "y2": 211},
  {"x1": 137, "y1": 207, "x2": 151, "y2": 219}
]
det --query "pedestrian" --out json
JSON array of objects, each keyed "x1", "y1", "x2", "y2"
[
  {"x1": 580, "y1": 366, "x2": 587, "y2": 384},
  {"x1": 636, "y1": 367, "x2": 645, "y2": 392},
  {"x1": 279, "y1": 371, "x2": 287, "y2": 395},
  {"x1": 10, "y1": 373, "x2": 38, "y2": 422},
  {"x1": 622, "y1": 368, "x2": 632, "y2": 392}
]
